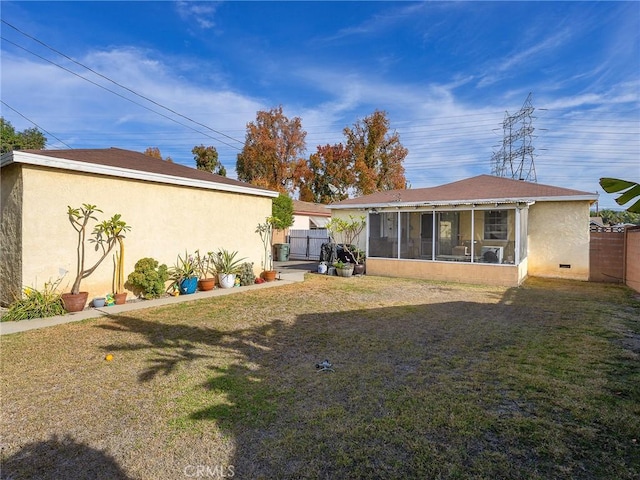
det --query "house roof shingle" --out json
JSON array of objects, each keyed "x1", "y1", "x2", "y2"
[
  {"x1": 292, "y1": 200, "x2": 331, "y2": 217},
  {"x1": 329, "y1": 175, "x2": 598, "y2": 208},
  {"x1": 3, "y1": 148, "x2": 278, "y2": 197}
]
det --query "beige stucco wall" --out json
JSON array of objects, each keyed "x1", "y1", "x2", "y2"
[
  {"x1": 0, "y1": 163, "x2": 23, "y2": 303},
  {"x1": 366, "y1": 258, "x2": 521, "y2": 286},
  {"x1": 3, "y1": 164, "x2": 273, "y2": 303},
  {"x1": 527, "y1": 201, "x2": 591, "y2": 281}
]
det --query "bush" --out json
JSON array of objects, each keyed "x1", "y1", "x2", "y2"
[
  {"x1": 126, "y1": 258, "x2": 169, "y2": 299},
  {"x1": 2, "y1": 278, "x2": 66, "y2": 322},
  {"x1": 238, "y1": 262, "x2": 256, "y2": 286}
]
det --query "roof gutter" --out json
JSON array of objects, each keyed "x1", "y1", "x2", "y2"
[
  {"x1": 328, "y1": 195, "x2": 597, "y2": 210},
  {"x1": 2, "y1": 151, "x2": 278, "y2": 198}
]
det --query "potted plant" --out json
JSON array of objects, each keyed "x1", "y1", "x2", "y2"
[
  {"x1": 102, "y1": 213, "x2": 131, "y2": 305},
  {"x1": 195, "y1": 250, "x2": 216, "y2": 291},
  {"x1": 256, "y1": 218, "x2": 277, "y2": 281},
  {"x1": 213, "y1": 248, "x2": 245, "y2": 288},
  {"x1": 169, "y1": 251, "x2": 198, "y2": 295},
  {"x1": 62, "y1": 204, "x2": 130, "y2": 312},
  {"x1": 333, "y1": 259, "x2": 354, "y2": 277},
  {"x1": 353, "y1": 248, "x2": 366, "y2": 275},
  {"x1": 238, "y1": 262, "x2": 257, "y2": 286},
  {"x1": 126, "y1": 257, "x2": 169, "y2": 299}
]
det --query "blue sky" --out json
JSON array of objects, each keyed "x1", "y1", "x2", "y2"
[{"x1": 1, "y1": 1, "x2": 639, "y2": 209}]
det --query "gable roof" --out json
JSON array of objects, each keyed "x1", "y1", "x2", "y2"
[
  {"x1": 329, "y1": 175, "x2": 598, "y2": 209},
  {"x1": 1, "y1": 148, "x2": 278, "y2": 198},
  {"x1": 292, "y1": 200, "x2": 331, "y2": 217}
]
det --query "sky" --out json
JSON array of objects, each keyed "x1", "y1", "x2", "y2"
[{"x1": 1, "y1": 1, "x2": 639, "y2": 210}]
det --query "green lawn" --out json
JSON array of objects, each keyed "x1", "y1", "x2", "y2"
[{"x1": 1, "y1": 275, "x2": 638, "y2": 479}]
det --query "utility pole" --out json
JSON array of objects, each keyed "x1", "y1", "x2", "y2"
[{"x1": 491, "y1": 93, "x2": 537, "y2": 182}]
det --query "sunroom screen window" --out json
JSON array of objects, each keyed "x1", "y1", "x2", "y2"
[{"x1": 368, "y1": 212, "x2": 398, "y2": 258}]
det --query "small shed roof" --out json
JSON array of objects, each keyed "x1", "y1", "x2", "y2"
[
  {"x1": 1, "y1": 148, "x2": 278, "y2": 198},
  {"x1": 329, "y1": 175, "x2": 598, "y2": 209}
]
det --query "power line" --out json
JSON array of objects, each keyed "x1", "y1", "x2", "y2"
[
  {"x1": 1, "y1": 19, "x2": 245, "y2": 148},
  {"x1": 2, "y1": 35, "x2": 242, "y2": 150},
  {"x1": 1, "y1": 101, "x2": 73, "y2": 149},
  {"x1": 1, "y1": 43, "x2": 243, "y2": 151}
]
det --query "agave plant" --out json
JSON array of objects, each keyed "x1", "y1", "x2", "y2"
[{"x1": 213, "y1": 249, "x2": 246, "y2": 275}]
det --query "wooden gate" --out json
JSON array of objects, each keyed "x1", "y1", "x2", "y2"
[{"x1": 288, "y1": 229, "x2": 330, "y2": 260}]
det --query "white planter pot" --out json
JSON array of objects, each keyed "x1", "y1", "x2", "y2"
[
  {"x1": 336, "y1": 266, "x2": 354, "y2": 277},
  {"x1": 218, "y1": 273, "x2": 236, "y2": 289}
]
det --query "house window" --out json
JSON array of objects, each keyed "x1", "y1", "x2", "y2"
[{"x1": 484, "y1": 210, "x2": 508, "y2": 240}]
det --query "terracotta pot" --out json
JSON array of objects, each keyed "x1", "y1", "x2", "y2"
[
  {"x1": 114, "y1": 292, "x2": 128, "y2": 305},
  {"x1": 198, "y1": 278, "x2": 216, "y2": 291},
  {"x1": 262, "y1": 270, "x2": 277, "y2": 282},
  {"x1": 61, "y1": 292, "x2": 89, "y2": 313}
]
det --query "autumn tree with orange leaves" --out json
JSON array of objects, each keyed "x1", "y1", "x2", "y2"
[
  {"x1": 143, "y1": 147, "x2": 173, "y2": 162},
  {"x1": 296, "y1": 143, "x2": 355, "y2": 203},
  {"x1": 236, "y1": 106, "x2": 307, "y2": 193},
  {"x1": 343, "y1": 110, "x2": 407, "y2": 196}
]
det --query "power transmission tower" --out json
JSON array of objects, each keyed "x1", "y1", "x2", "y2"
[{"x1": 491, "y1": 93, "x2": 537, "y2": 182}]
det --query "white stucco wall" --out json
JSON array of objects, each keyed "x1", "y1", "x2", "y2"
[
  {"x1": 291, "y1": 214, "x2": 312, "y2": 230},
  {"x1": 527, "y1": 201, "x2": 591, "y2": 281},
  {"x1": 5, "y1": 164, "x2": 273, "y2": 302}
]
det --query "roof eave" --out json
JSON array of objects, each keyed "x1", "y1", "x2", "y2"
[
  {"x1": 3, "y1": 151, "x2": 278, "y2": 198},
  {"x1": 329, "y1": 194, "x2": 598, "y2": 209}
]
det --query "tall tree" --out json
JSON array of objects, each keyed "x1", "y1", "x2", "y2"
[
  {"x1": 236, "y1": 105, "x2": 307, "y2": 193},
  {"x1": 1, "y1": 117, "x2": 47, "y2": 154},
  {"x1": 343, "y1": 110, "x2": 408, "y2": 195},
  {"x1": 295, "y1": 143, "x2": 355, "y2": 203},
  {"x1": 192, "y1": 144, "x2": 226, "y2": 176},
  {"x1": 143, "y1": 146, "x2": 173, "y2": 162}
]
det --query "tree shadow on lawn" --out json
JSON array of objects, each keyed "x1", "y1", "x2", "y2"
[
  {"x1": 1, "y1": 434, "x2": 131, "y2": 480},
  {"x1": 94, "y1": 286, "x2": 639, "y2": 479}
]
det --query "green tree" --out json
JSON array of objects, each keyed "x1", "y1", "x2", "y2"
[
  {"x1": 343, "y1": 110, "x2": 408, "y2": 196},
  {"x1": 1, "y1": 117, "x2": 47, "y2": 154},
  {"x1": 272, "y1": 193, "x2": 294, "y2": 230},
  {"x1": 236, "y1": 105, "x2": 307, "y2": 193},
  {"x1": 192, "y1": 144, "x2": 226, "y2": 176},
  {"x1": 591, "y1": 208, "x2": 640, "y2": 225}
]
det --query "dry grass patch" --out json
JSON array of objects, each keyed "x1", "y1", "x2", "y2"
[{"x1": 1, "y1": 275, "x2": 638, "y2": 479}]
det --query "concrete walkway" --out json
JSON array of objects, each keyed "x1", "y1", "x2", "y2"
[{"x1": 0, "y1": 262, "x2": 315, "y2": 335}]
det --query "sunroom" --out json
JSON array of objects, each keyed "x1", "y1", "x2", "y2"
[
  {"x1": 327, "y1": 175, "x2": 598, "y2": 287},
  {"x1": 367, "y1": 204, "x2": 528, "y2": 265}
]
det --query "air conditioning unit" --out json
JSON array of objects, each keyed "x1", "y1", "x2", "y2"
[{"x1": 481, "y1": 246, "x2": 503, "y2": 264}]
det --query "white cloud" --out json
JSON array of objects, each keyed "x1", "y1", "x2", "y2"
[{"x1": 175, "y1": 1, "x2": 219, "y2": 30}]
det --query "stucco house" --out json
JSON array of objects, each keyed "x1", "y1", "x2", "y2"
[
  {"x1": 328, "y1": 175, "x2": 598, "y2": 286},
  {"x1": 272, "y1": 200, "x2": 330, "y2": 247},
  {"x1": 291, "y1": 200, "x2": 331, "y2": 230},
  {"x1": 0, "y1": 148, "x2": 278, "y2": 305}
]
